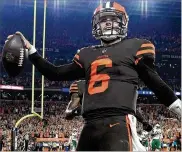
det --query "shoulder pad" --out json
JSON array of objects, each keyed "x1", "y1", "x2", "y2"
[
  {"x1": 81, "y1": 44, "x2": 102, "y2": 50},
  {"x1": 76, "y1": 79, "x2": 86, "y2": 84},
  {"x1": 129, "y1": 38, "x2": 152, "y2": 43}
]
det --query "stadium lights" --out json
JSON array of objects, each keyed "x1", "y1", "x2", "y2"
[
  {"x1": 175, "y1": 92, "x2": 181, "y2": 96},
  {"x1": 140, "y1": 0, "x2": 148, "y2": 17}
]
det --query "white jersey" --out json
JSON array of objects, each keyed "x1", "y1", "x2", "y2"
[
  {"x1": 69, "y1": 134, "x2": 77, "y2": 142},
  {"x1": 141, "y1": 131, "x2": 149, "y2": 141},
  {"x1": 152, "y1": 125, "x2": 162, "y2": 140},
  {"x1": 127, "y1": 114, "x2": 146, "y2": 151},
  {"x1": 69, "y1": 130, "x2": 78, "y2": 151}
]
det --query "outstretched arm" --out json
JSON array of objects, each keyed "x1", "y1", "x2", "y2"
[
  {"x1": 134, "y1": 40, "x2": 181, "y2": 118},
  {"x1": 5, "y1": 32, "x2": 85, "y2": 81},
  {"x1": 28, "y1": 46, "x2": 85, "y2": 81},
  {"x1": 136, "y1": 56, "x2": 181, "y2": 118}
]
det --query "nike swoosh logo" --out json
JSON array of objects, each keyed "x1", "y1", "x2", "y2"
[{"x1": 109, "y1": 122, "x2": 120, "y2": 128}]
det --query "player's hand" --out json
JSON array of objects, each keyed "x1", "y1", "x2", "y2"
[
  {"x1": 5, "y1": 31, "x2": 32, "y2": 50},
  {"x1": 143, "y1": 122, "x2": 153, "y2": 132},
  {"x1": 169, "y1": 99, "x2": 181, "y2": 120}
]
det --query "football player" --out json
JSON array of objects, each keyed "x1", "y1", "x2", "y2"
[
  {"x1": 68, "y1": 128, "x2": 79, "y2": 151},
  {"x1": 150, "y1": 124, "x2": 163, "y2": 151},
  {"x1": 5, "y1": 1, "x2": 181, "y2": 151},
  {"x1": 66, "y1": 80, "x2": 153, "y2": 151},
  {"x1": 139, "y1": 130, "x2": 150, "y2": 151},
  {"x1": 66, "y1": 80, "x2": 152, "y2": 131}
]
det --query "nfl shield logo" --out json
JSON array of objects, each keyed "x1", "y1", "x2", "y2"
[{"x1": 102, "y1": 49, "x2": 107, "y2": 54}]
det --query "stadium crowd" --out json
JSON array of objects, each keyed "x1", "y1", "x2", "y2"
[
  {"x1": 0, "y1": 32, "x2": 181, "y2": 151},
  {"x1": 0, "y1": 97, "x2": 181, "y2": 151},
  {"x1": 0, "y1": 100, "x2": 84, "y2": 151},
  {"x1": 0, "y1": 31, "x2": 181, "y2": 150}
]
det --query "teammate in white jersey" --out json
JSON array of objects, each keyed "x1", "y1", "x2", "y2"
[{"x1": 151, "y1": 124, "x2": 163, "y2": 151}]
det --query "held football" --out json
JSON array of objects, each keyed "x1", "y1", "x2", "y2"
[{"x1": 2, "y1": 34, "x2": 26, "y2": 77}]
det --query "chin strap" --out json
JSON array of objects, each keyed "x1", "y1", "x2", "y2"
[
  {"x1": 101, "y1": 36, "x2": 118, "y2": 42},
  {"x1": 101, "y1": 37, "x2": 122, "y2": 46}
]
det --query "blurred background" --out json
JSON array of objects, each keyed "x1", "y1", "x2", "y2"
[{"x1": 0, "y1": 0, "x2": 181, "y2": 151}]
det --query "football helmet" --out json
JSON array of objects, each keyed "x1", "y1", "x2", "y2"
[
  {"x1": 92, "y1": 1, "x2": 129, "y2": 41},
  {"x1": 72, "y1": 128, "x2": 78, "y2": 136}
]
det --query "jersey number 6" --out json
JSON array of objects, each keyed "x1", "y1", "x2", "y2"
[{"x1": 88, "y1": 58, "x2": 112, "y2": 95}]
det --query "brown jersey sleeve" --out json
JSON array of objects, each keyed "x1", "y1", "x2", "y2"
[
  {"x1": 29, "y1": 51, "x2": 85, "y2": 81},
  {"x1": 135, "y1": 40, "x2": 155, "y2": 65},
  {"x1": 135, "y1": 40, "x2": 178, "y2": 106},
  {"x1": 69, "y1": 80, "x2": 85, "y2": 103}
]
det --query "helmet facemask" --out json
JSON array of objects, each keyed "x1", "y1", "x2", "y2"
[{"x1": 92, "y1": 8, "x2": 129, "y2": 41}]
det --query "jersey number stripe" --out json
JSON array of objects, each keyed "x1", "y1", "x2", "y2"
[{"x1": 88, "y1": 58, "x2": 112, "y2": 95}]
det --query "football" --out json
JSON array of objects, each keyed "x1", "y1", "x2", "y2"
[{"x1": 2, "y1": 34, "x2": 26, "y2": 77}]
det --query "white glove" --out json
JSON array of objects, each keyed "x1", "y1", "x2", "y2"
[
  {"x1": 65, "y1": 101, "x2": 73, "y2": 114},
  {"x1": 28, "y1": 45, "x2": 37, "y2": 55},
  {"x1": 169, "y1": 99, "x2": 181, "y2": 119}
]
